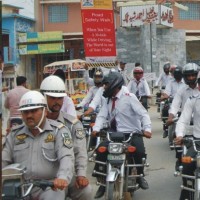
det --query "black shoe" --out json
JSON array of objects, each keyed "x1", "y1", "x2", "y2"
[
  {"x1": 175, "y1": 160, "x2": 181, "y2": 172},
  {"x1": 163, "y1": 130, "x2": 168, "y2": 138},
  {"x1": 137, "y1": 177, "x2": 149, "y2": 190},
  {"x1": 94, "y1": 186, "x2": 105, "y2": 199}
]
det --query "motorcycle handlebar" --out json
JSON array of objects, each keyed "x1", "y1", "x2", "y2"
[{"x1": 33, "y1": 180, "x2": 54, "y2": 189}]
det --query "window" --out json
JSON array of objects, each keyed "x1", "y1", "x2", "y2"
[
  {"x1": 48, "y1": 5, "x2": 68, "y2": 23},
  {"x1": 179, "y1": 3, "x2": 200, "y2": 20}
]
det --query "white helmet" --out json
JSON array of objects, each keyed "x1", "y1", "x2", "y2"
[
  {"x1": 19, "y1": 91, "x2": 47, "y2": 111},
  {"x1": 40, "y1": 75, "x2": 66, "y2": 97}
]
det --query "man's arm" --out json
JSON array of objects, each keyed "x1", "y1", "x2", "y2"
[
  {"x1": 83, "y1": 70, "x2": 94, "y2": 86},
  {"x1": 175, "y1": 98, "x2": 193, "y2": 138},
  {"x1": 56, "y1": 127, "x2": 75, "y2": 184},
  {"x1": 77, "y1": 87, "x2": 95, "y2": 108},
  {"x1": 92, "y1": 99, "x2": 109, "y2": 132},
  {"x1": 174, "y1": 98, "x2": 193, "y2": 144}
]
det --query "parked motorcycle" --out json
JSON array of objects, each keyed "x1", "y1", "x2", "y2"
[
  {"x1": 2, "y1": 163, "x2": 54, "y2": 200},
  {"x1": 174, "y1": 137, "x2": 200, "y2": 200},
  {"x1": 92, "y1": 131, "x2": 149, "y2": 200}
]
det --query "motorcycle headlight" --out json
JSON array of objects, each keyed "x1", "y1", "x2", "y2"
[
  {"x1": 108, "y1": 143, "x2": 123, "y2": 154},
  {"x1": 82, "y1": 116, "x2": 91, "y2": 121}
]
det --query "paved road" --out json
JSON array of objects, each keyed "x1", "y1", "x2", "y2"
[{"x1": 87, "y1": 105, "x2": 182, "y2": 200}]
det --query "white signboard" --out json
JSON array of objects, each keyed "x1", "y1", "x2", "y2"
[
  {"x1": 121, "y1": 5, "x2": 173, "y2": 28},
  {"x1": 144, "y1": 72, "x2": 156, "y2": 81},
  {"x1": 160, "y1": 5, "x2": 173, "y2": 27}
]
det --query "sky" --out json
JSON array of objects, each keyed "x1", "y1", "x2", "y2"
[{"x1": 3, "y1": 0, "x2": 34, "y2": 19}]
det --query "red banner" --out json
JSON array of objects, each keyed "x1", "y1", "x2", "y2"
[{"x1": 81, "y1": 9, "x2": 116, "y2": 58}]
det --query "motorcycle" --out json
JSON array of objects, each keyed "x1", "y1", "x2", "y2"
[
  {"x1": 160, "y1": 97, "x2": 173, "y2": 139},
  {"x1": 174, "y1": 137, "x2": 200, "y2": 200},
  {"x1": 2, "y1": 163, "x2": 54, "y2": 200},
  {"x1": 136, "y1": 95, "x2": 149, "y2": 110},
  {"x1": 92, "y1": 131, "x2": 149, "y2": 200},
  {"x1": 81, "y1": 113, "x2": 97, "y2": 152},
  {"x1": 155, "y1": 86, "x2": 165, "y2": 113}
]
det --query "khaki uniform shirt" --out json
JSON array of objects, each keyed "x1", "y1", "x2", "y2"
[
  {"x1": 2, "y1": 119, "x2": 74, "y2": 183},
  {"x1": 57, "y1": 112, "x2": 88, "y2": 177}
]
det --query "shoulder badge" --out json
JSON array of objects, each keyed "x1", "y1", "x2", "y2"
[
  {"x1": 63, "y1": 113, "x2": 79, "y2": 125},
  {"x1": 11, "y1": 124, "x2": 25, "y2": 131},
  {"x1": 76, "y1": 128, "x2": 85, "y2": 139},
  {"x1": 62, "y1": 133, "x2": 73, "y2": 148},
  {"x1": 48, "y1": 119, "x2": 64, "y2": 129}
]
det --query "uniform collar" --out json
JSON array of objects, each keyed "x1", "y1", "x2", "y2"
[
  {"x1": 56, "y1": 112, "x2": 65, "y2": 124},
  {"x1": 17, "y1": 119, "x2": 54, "y2": 138}
]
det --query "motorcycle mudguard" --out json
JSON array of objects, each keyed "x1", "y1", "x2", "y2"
[{"x1": 106, "y1": 168, "x2": 120, "y2": 182}]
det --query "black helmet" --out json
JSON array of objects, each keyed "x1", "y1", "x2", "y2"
[
  {"x1": 183, "y1": 63, "x2": 199, "y2": 85},
  {"x1": 103, "y1": 71, "x2": 124, "y2": 98},
  {"x1": 173, "y1": 66, "x2": 183, "y2": 80},
  {"x1": 93, "y1": 67, "x2": 104, "y2": 85},
  {"x1": 163, "y1": 62, "x2": 170, "y2": 71}
]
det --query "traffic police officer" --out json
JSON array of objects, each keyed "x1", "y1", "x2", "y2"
[
  {"x1": 92, "y1": 71, "x2": 152, "y2": 198},
  {"x1": 174, "y1": 71, "x2": 200, "y2": 200},
  {"x1": 40, "y1": 75, "x2": 92, "y2": 200},
  {"x1": 2, "y1": 91, "x2": 74, "y2": 200}
]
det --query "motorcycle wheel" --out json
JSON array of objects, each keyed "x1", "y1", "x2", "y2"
[{"x1": 107, "y1": 179, "x2": 121, "y2": 200}]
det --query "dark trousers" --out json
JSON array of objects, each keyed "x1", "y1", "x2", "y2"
[{"x1": 93, "y1": 134, "x2": 146, "y2": 177}]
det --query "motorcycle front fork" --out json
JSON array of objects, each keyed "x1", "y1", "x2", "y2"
[{"x1": 105, "y1": 162, "x2": 125, "y2": 199}]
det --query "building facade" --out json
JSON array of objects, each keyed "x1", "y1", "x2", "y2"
[{"x1": 2, "y1": 4, "x2": 35, "y2": 89}]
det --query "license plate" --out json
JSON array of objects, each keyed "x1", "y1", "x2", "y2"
[{"x1": 107, "y1": 154, "x2": 125, "y2": 161}]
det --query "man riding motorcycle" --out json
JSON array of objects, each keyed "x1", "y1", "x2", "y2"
[
  {"x1": 76, "y1": 67, "x2": 104, "y2": 111},
  {"x1": 127, "y1": 66, "x2": 151, "y2": 110},
  {"x1": 40, "y1": 75, "x2": 92, "y2": 200},
  {"x1": 160, "y1": 66, "x2": 185, "y2": 139},
  {"x1": 174, "y1": 70, "x2": 200, "y2": 200},
  {"x1": 91, "y1": 71, "x2": 152, "y2": 198},
  {"x1": 167, "y1": 63, "x2": 200, "y2": 171}
]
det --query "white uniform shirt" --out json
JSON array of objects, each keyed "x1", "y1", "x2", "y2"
[
  {"x1": 169, "y1": 84, "x2": 199, "y2": 115},
  {"x1": 61, "y1": 96, "x2": 77, "y2": 118},
  {"x1": 164, "y1": 79, "x2": 185, "y2": 98},
  {"x1": 89, "y1": 86, "x2": 129, "y2": 110},
  {"x1": 176, "y1": 94, "x2": 200, "y2": 138},
  {"x1": 77, "y1": 86, "x2": 99, "y2": 108},
  {"x1": 155, "y1": 72, "x2": 172, "y2": 88},
  {"x1": 116, "y1": 64, "x2": 130, "y2": 86},
  {"x1": 93, "y1": 89, "x2": 151, "y2": 133},
  {"x1": 83, "y1": 70, "x2": 94, "y2": 86},
  {"x1": 127, "y1": 77, "x2": 151, "y2": 97}
]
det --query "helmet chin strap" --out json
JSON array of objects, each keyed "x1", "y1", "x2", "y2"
[
  {"x1": 34, "y1": 107, "x2": 45, "y2": 133},
  {"x1": 44, "y1": 93, "x2": 53, "y2": 113}
]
